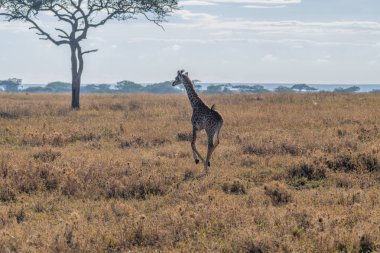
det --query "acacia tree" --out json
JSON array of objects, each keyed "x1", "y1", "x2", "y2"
[{"x1": 0, "y1": 0, "x2": 178, "y2": 109}]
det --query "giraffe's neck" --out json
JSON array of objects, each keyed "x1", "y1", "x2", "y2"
[{"x1": 182, "y1": 76, "x2": 205, "y2": 109}]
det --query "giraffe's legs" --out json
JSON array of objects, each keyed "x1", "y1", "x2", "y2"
[
  {"x1": 191, "y1": 128, "x2": 205, "y2": 164},
  {"x1": 204, "y1": 142, "x2": 213, "y2": 173},
  {"x1": 204, "y1": 125, "x2": 222, "y2": 173}
]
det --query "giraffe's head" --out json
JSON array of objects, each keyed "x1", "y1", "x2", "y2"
[{"x1": 172, "y1": 70, "x2": 188, "y2": 86}]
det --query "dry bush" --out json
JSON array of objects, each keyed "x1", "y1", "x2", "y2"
[
  {"x1": 177, "y1": 132, "x2": 192, "y2": 142},
  {"x1": 326, "y1": 152, "x2": 380, "y2": 173},
  {"x1": 222, "y1": 179, "x2": 247, "y2": 195},
  {"x1": 183, "y1": 169, "x2": 196, "y2": 181},
  {"x1": 228, "y1": 230, "x2": 282, "y2": 253},
  {"x1": 287, "y1": 161, "x2": 327, "y2": 181},
  {"x1": 119, "y1": 136, "x2": 147, "y2": 149},
  {"x1": 68, "y1": 131, "x2": 101, "y2": 143},
  {"x1": 359, "y1": 234, "x2": 377, "y2": 253},
  {"x1": 119, "y1": 136, "x2": 170, "y2": 149},
  {"x1": 0, "y1": 153, "x2": 11, "y2": 178},
  {"x1": 242, "y1": 139, "x2": 304, "y2": 156},
  {"x1": 0, "y1": 111, "x2": 18, "y2": 120},
  {"x1": 357, "y1": 125, "x2": 379, "y2": 142},
  {"x1": 22, "y1": 132, "x2": 65, "y2": 147},
  {"x1": 105, "y1": 172, "x2": 173, "y2": 200},
  {"x1": 264, "y1": 182, "x2": 292, "y2": 206},
  {"x1": 33, "y1": 149, "x2": 61, "y2": 162},
  {"x1": 332, "y1": 173, "x2": 354, "y2": 188},
  {"x1": 0, "y1": 182, "x2": 16, "y2": 202}
]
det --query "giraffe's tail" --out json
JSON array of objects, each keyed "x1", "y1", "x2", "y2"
[{"x1": 211, "y1": 104, "x2": 216, "y2": 110}]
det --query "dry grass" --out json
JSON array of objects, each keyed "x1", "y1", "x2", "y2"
[{"x1": 1, "y1": 92, "x2": 380, "y2": 252}]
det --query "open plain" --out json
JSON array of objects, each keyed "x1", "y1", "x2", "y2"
[{"x1": 1, "y1": 93, "x2": 380, "y2": 252}]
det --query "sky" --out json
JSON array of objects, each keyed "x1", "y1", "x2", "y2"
[{"x1": 0, "y1": 0, "x2": 379, "y2": 84}]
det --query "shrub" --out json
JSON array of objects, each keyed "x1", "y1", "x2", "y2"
[
  {"x1": 45, "y1": 174, "x2": 59, "y2": 191},
  {"x1": 0, "y1": 182, "x2": 16, "y2": 202},
  {"x1": 109, "y1": 103, "x2": 125, "y2": 111},
  {"x1": 151, "y1": 137, "x2": 170, "y2": 147},
  {"x1": 15, "y1": 208, "x2": 25, "y2": 224},
  {"x1": 119, "y1": 137, "x2": 147, "y2": 149},
  {"x1": 128, "y1": 101, "x2": 141, "y2": 111},
  {"x1": 61, "y1": 176, "x2": 81, "y2": 197},
  {"x1": 17, "y1": 174, "x2": 39, "y2": 194},
  {"x1": 242, "y1": 141, "x2": 303, "y2": 156},
  {"x1": 222, "y1": 180, "x2": 247, "y2": 195},
  {"x1": 264, "y1": 182, "x2": 292, "y2": 206},
  {"x1": 0, "y1": 154, "x2": 11, "y2": 178},
  {"x1": 326, "y1": 153, "x2": 358, "y2": 172},
  {"x1": 326, "y1": 152, "x2": 380, "y2": 173},
  {"x1": 177, "y1": 132, "x2": 192, "y2": 142},
  {"x1": 0, "y1": 111, "x2": 18, "y2": 120},
  {"x1": 358, "y1": 153, "x2": 380, "y2": 172},
  {"x1": 288, "y1": 162, "x2": 326, "y2": 181},
  {"x1": 183, "y1": 169, "x2": 195, "y2": 181},
  {"x1": 359, "y1": 234, "x2": 376, "y2": 253},
  {"x1": 106, "y1": 173, "x2": 172, "y2": 200},
  {"x1": 33, "y1": 149, "x2": 61, "y2": 162},
  {"x1": 68, "y1": 132, "x2": 100, "y2": 143}
]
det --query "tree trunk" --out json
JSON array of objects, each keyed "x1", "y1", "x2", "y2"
[
  {"x1": 70, "y1": 43, "x2": 82, "y2": 109},
  {"x1": 71, "y1": 78, "x2": 80, "y2": 109}
]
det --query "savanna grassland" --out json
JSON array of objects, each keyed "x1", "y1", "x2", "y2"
[{"x1": 1, "y1": 92, "x2": 380, "y2": 252}]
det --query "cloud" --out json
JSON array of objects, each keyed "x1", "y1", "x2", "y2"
[
  {"x1": 0, "y1": 22, "x2": 29, "y2": 31},
  {"x1": 181, "y1": 0, "x2": 301, "y2": 4},
  {"x1": 315, "y1": 55, "x2": 331, "y2": 64},
  {"x1": 261, "y1": 54, "x2": 278, "y2": 62},
  {"x1": 127, "y1": 37, "x2": 376, "y2": 48},
  {"x1": 179, "y1": 0, "x2": 301, "y2": 6},
  {"x1": 162, "y1": 44, "x2": 182, "y2": 52},
  {"x1": 175, "y1": 9, "x2": 218, "y2": 21},
  {"x1": 172, "y1": 44, "x2": 182, "y2": 51},
  {"x1": 243, "y1": 4, "x2": 286, "y2": 8},
  {"x1": 170, "y1": 13, "x2": 380, "y2": 36},
  {"x1": 180, "y1": 1, "x2": 217, "y2": 6}
]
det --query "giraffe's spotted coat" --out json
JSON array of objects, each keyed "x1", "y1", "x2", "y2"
[{"x1": 172, "y1": 70, "x2": 224, "y2": 173}]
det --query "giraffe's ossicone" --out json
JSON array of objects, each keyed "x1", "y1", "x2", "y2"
[{"x1": 172, "y1": 70, "x2": 224, "y2": 174}]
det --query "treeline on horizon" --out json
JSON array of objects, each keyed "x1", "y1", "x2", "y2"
[{"x1": 0, "y1": 78, "x2": 378, "y2": 94}]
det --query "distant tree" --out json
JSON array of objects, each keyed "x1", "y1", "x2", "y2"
[
  {"x1": 82, "y1": 84, "x2": 113, "y2": 93},
  {"x1": 0, "y1": 78, "x2": 22, "y2": 92},
  {"x1": 207, "y1": 85, "x2": 224, "y2": 94},
  {"x1": 194, "y1": 84, "x2": 202, "y2": 92},
  {"x1": 46, "y1": 81, "x2": 71, "y2": 92},
  {"x1": 23, "y1": 86, "x2": 50, "y2": 93},
  {"x1": 250, "y1": 85, "x2": 270, "y2": 93},
  {"x1": 333, "y1": 86, "x2": 360, "y2": 93},
  {"x1": 143, "y1": 81, "x2": 179, "y2": 94},
  {"x1": 291, "y1": 84, "x2": 317, "y2": 92},
  {"x1": 0, "y1": 0, "x2": 178, "y2": 109},
  {"x1": 233, "y1": 85, "x2": 270, "y2": 93},
  {"x1": 116, "y1": 80, "x2": 143, "y2": 93},
  {"x1": 222, "y1": 86, "x2": 232, "y2": 93},
  {"x1": 275, "y1": 86, "x2": 295, "y2": 93}
]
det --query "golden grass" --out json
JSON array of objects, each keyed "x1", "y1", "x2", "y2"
[{"x1": 1, "y1": 92, "x2": 380, "y2": 252}]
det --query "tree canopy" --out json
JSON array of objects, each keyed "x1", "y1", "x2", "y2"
[
  {"x1": 0, "y1": 0, "x2": 178, "y2": 108},
  {"x1": 291, "y1": 84, "x2": 317, "y2": 92},
  {"x1": 0, "y1": 78, "x2": 22, "y2": 92},
  {"x1": 0, "y1": 0, "x2": 178, "y2": 46}
]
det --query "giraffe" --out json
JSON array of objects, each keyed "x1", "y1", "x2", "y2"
[{"x1": 172, "y1": 70, "x2": 224, "y2": 173}]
